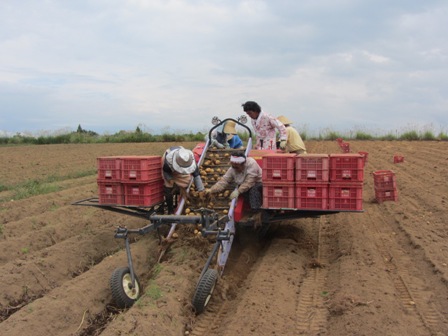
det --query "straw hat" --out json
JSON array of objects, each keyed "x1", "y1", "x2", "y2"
[
  {"x1": 277, "y1": 115, "x2": 293, "y2": 125},
  {"x1": 172, "y1": 148, "x2": 196, "y2": 174},
  {"x1": 223, "y1": 120, "x2": 237, "y2": 140}
]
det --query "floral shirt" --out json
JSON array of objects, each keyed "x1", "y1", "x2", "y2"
[{"x1": 251, "y1": 111, "x2": 287, "y2": 150}]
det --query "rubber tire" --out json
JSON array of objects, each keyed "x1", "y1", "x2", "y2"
[
  {"x1": 110, "y1": 267, "x2": 141, "y2": 309},
  {"x1": 192, "y1": 269, "x2": 218, "y2": 314}
]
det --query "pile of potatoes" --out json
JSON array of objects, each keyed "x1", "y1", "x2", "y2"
[{"x1": 186, "y1": 148, "x2": 239, "y2": 216}]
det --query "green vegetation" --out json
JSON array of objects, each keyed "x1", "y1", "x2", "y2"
[
  {"x1": 0, "y1": 169, "x2": 95, "y2": 202},
  {"x1": 1, "y1": 124, "x2": 447, "y2": 144},
  {"x1": 145, "y1": 281, "x2": 163, "y2": 301}
]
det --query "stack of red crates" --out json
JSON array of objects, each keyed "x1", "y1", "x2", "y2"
[
  {"x1": 262, "y1": 153, "x2": 296, "y2": 209},
  {"x1": 295, "y1": 154, "x2": 329, "y2": 210},
  {"x1": 329, "y1": 154, "x2": 364, "y2": 211},
  {"x1": 97, "y1": 156, "x2": 164, "y2": 206},
  {"x1": 373, "y1": 170, "x2": 398, "y2": 203}
]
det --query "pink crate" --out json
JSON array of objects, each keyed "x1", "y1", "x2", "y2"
[
  {"x1": 358, "y1": 151, "x2": 368, "y2": 165},
  {"x1": 123, "y1": 180, "x2": 165, "y2": 206},
  {"x1": 372, "y1": 170, "x2": 397, "y2": 190},
  {"x1": 97, "y1": 182, "x2": 124, "y2": 205},
  {"x1": 375, "y1": 188, "x2": 398, "y2": 203},
  {"x1": 330, "y1": 154, "x2": 364, "y2": 182},
  {"x1": 393, "y1": 155, "x2": 404, "y2": 164},
  {"x1": 341, "y1": 142, "x2": 350, "y2": 153},
  {"x1": 336, "y1": 138, "x2": 344, "y2": 144},
  {"x1": 262, "y1": 153, "x2": 296, "y2": 182},
  {"x1": 296, "y1": 154, "x2": 329, "y2": 182},
  {"x1": 295, "y1": 182, "x2": 329, "y2": 210},
  {"x1": 97, "y1": 157, "x2": 122, "y2": 181},
  {"x1": 121, "y1": 156, "x2": 162, "y2": 182},
  {"x1": 329, "y1": 182, "x2": 363, "y2": 211},
  {"x1": 262, "y1": 181, "x2": 295, "y2": 209}
]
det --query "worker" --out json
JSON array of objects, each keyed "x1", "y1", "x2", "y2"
[
  {"x1": 277, "y1": 115, "x2": 307, "y2": 154},
  {"x1": 209, "y1": 120, "x2": 243, "y2": 149},
  {"x1": 241, "y1": 101, "x2": 287, "y2": 150},
  {"x1": 205, "y1": 151, "x2": 262, "y2": 210},
  {"x1": 162, "y1": 146, "x2": 204, "y2": 213}
]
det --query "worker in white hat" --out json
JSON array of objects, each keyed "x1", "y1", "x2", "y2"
[
  {"x1": 162, "y1": 146, "x2": 205, "y2": 213},
  {"x1": 277, "y1": 115, "x2": 307, "y2": 154}
]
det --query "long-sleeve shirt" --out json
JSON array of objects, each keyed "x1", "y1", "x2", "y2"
[
  {"x1": 285, "y1": 126, "x2": 307, "y2": 153},
  {"x1": 251, "y1": 111, "x2": 287, "y2": 150},
  {"x1": 210, "y1": 157, "x2": 262, "y2": 194}
]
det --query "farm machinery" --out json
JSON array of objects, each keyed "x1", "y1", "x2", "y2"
[{"x1": 74, "y1": 116, "x2": 362, "y2": 314}]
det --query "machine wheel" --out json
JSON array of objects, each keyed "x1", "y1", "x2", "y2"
[
  {"x1": 192, "y1": 269, "x2": 218, "y2": 314},
  {"x1": 110, "y1": 267, "x2": 141, "y2": 308}
]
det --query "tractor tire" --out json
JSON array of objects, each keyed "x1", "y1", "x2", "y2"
[
  {"x1": 192, "y1": 269, "x2": 218, "y2": 314},
  {"x1": 110, "y1": 267, "x2": 141, "y2": 309}
]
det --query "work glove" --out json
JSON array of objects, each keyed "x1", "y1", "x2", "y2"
[
  {"x1": 211, "y1": 139, "x2": 225, "y2": 149},
  {"x1": 229, "y1": 190, "x2": 240, "y2": 200},
  {"x1": 279, "y1": 140, "x2": 287, "y2": 150}
]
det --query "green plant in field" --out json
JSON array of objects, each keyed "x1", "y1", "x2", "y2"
[
  {"x1": 421, "y1": 131, "x2": 436, "y2": 141},
  {"x1": 354, "y1": 131, "x2": 373, "y2": 140},
  {"x1": 0, "y1": 224, "x2": 4, "y2": 235},
  {"x1": 0, "y1": 183, "x2": 8, "y2": 192},
  {"x1": 399, "y1": 130, "x2": 419, "y2": 141},
  {"x1": 13, "y1": 180, "x2": 60, "y2": 200},
  {"x1": 438, "y1": 132, "x2": 448, "y2": 140},
  {"x1": 379, "y1": 133, "x2": 397, "y2": 141},
  {"x1": 145, "y1": 281, "x2": 163, "y2": 301},
  {"x1": 151, "y1": 262, "x2": 163, "y2": 277},
  {"x1": 21, "y1": 247, "x2": 29, "y2": 254}
]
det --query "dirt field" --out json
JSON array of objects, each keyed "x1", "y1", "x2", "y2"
[{"x1": 0, "y1": 141, "x2": 447, "y2": 336}]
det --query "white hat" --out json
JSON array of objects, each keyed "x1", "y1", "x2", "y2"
[{"x1": 172, "y1": 148, "x2": 196, "y2": 174}]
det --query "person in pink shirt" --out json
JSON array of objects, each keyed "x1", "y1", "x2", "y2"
[{"x1": 242, "y1": 101, "x2": 287, "y2": 150}]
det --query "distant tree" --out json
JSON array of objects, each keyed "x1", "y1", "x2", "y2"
[
  {"x1": 136, "y1": 126, "x2": 142, "y2": 134},
  {"x1": 77, "y1": 124, "x2": 83, "y2": 133}
]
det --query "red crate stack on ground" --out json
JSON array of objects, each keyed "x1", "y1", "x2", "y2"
[
  {"x1": 262, "y1": 153, "x2": 296, "y2": 209},
  {"x1": 372, "y1": 170, "x2": 398, "y2": 203},
  {"x1": 340, "y1": 142, "x2": 351, "y2": 153},
  {"x1": 295, "y1": 154, "x2": 329, "y2": 210},
  {"x1": 329, "y1": 153, "x2": 364, "y2": 211},
  {"x1": 358, "y1": 151, "x2": 368, "y2": 165},
  {"x1": 393, "y1": 155, "x2": 405, "y2": 164}
]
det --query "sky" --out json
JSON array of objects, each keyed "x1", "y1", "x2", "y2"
[{"x1": 1, "y1": 0, "x2": 447, "y2": 136}]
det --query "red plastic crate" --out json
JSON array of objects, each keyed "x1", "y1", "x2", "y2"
[
  {"x1": 97, "y1": 157, "x2": 122, "y2": 181},
  {"x1": 262, "y1": 153, "x2": 296, "y2": 182},
  {"x1": 393, "y1": 155, "x2": 404, "y2": 163},
  {"x1": 336, "y1": 138, "x2": 343, "y2": 144},
  {"x1": 329, "y1": 182, "x2": 363, "y2": 211},
  {"x1": 375, "y1": 188, "x2": 398, "y2": 203},
  {"x1": 123, "y1": 180, "x2": 165, "y2": 206},
  {"x1": 296, "y1": 154, "x2": 329, "y2": 182},
  {"x1": 97, "y1": 182, "x2": 124, "y2": 205},
  {"x1": 358, "y1": 151, "x2": 368, "y2": 165},
  {"x1": 249, "y1": 149, "x2": 276, "y2": 167},
  {"x1": 330, "y1": 154, "x2": 364, "y2": 182},
  {"x1": 295, "y1": 182, "x2": 329, "y2": 210},
  {"x1": 262, "y1": 181, "x2": 295, "y2": 209},
  {"x1": 372, "y1": 170, "x2": 397, "y2": 190},
  {"x1": 341, "y1": 142, "x2": 350, "y2": 153},
  {"x1": 121, "y1": 156, "x2": 162, "y2": 182}
]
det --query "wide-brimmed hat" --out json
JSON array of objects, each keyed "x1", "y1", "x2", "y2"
[
  {"x1": 172, "y1": 148, "x2": 196, "y2": 174},
  {"x1": 223, "y1": 120, "x2": 237, "y2": 140},
  {"x1": 277, "y1": 115, "x2": 293, "y2": 125}
]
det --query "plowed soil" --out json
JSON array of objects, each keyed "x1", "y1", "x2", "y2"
[{"x1": 0, "y1": 141, "x2": 447, "y2": 336}]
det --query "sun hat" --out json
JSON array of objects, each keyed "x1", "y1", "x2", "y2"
[
  {"x1": 223, "y1": 120, "x2": 237, "y2": 140},
  {"x1": 172, "y1": 148, "x2": 196, "y2": 174},
  {"x1": 277, "y1": 115, "x2": 293, "y2": 125}
]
